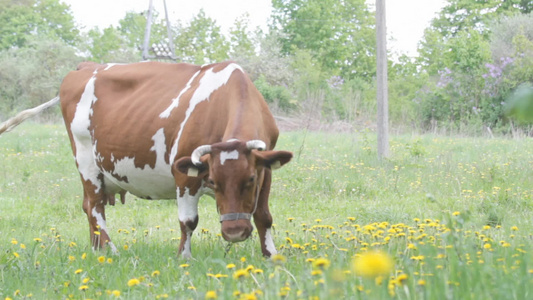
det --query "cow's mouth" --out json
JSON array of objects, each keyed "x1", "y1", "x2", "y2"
[{"x1": 221, "y1": 220, "x2": 253, "y2": 242}]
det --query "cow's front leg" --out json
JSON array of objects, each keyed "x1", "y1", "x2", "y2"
[
  {"x1": 82, "y1": 188, "x2": 117, "y2": 253},
  {"x1": 253, "y1": 169, "x2": 277, "y2": 257},
  {"x1": 177, "y1": 187, "x2": 200, "y2": 259}
]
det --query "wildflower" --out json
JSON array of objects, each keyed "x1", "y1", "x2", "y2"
[
  {"x1": 13, "y1": 252, "x2": 20, "y2": 258},
  {"x1": 396, "y1": 273, "x2": 408, "y2": 285},
  {"x1": 79, "y1": 285, "x2": 89, "y2": 291},
  {"x1": 511, "y1": 226, "x2": 519, "y2": 231},
  {"x1": 180, "y1": 264, "x2": 190, "y2": 268},
  {"x1": 98, "y1": 256, "x2": 105, "y2": 263},
  {"x1": 452, "y1": 211, "x2": 460, "y2": 216},
  {"x1": 107, "y1": 258, "x2": 113, "y2": 264},
  {"x1": 75, "y1": 269, "x2": 83, "y2": 274},
  {"x1": 272, "y1": 254, "x2": 287, "y2": 265},
  {"x1": 11, "y1": 238, "x2": 18, "y2": 245},
  {"x1": 68, "y1": 255, "x2": 76, "y2": 262},
  {"x1": 484, "y1": 243, "x2": 492, "y2": 250},
  {"x1": 81, "y1": 253, "x2": 87, "y2": 260},
  {"x1": 240, "y1": 257, "x2": 246, "y2": 263},
  {"x1": 205, "y1": 291, "x2": 217, "y2": 299},
  {"x1": 111, "y1": 290, "x2": 121, "y2": 297},
  {"x1": 33, "y1": 238, "x2": 43, "y2": 242},
  {"x1": 20, "y1": 244, "x2": 26, "y2": 249},
  {"x1": 82, "y1": 277, "x2": 90, "y2": 284},
  {"x1": 152, "y1": 270, "x2": 160, "y2": 277},
  {"x1": 226, "y1": 263, "x2": 236, "y2": 269},
  {"x1": 353, "y1": 250, "x2": 394, "y2": 279},
  {"x1": 418, "y1": 279, "x2": 427, "y2": 286},
  {"x1": 127, "y1": 278, "x2": 140, "y2": 287},
  {"x1": 312, "y1": 258, "x2": 331, "y2": 269},
  {"x1": 233, "y1": 269, "x2": 249, "y2": 280}
]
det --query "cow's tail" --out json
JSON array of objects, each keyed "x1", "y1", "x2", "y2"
[{"x1": 0, "y1": 96, "x2": 60, "y2": 135}]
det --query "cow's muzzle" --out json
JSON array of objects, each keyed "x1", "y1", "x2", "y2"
[{"x1": 221, "y1": 217, "x2": 253, "y2": 242}]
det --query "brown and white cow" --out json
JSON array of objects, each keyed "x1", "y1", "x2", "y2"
[{"x1": 3, "y1": 61, "x2": 292, "y2": 258}]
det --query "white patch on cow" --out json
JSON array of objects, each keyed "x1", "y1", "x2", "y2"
[
  {"x1": 104, "y1": 63, "x2": 123, "y2": 70},
  {"x1": 181, "y1": 231, "x2": 193, "y2": 259},
  {"x1": 159, "y1": 70, "x2": 202, "y2": 119},
  {"x1": 170, "y1": 63, "x2": 244, "y2": 162},
  {"x1": 92, "y1": 207, "x2": 108, "y2": 233},
  {"x1": 220, "y1": 150, "x2": 239, "y2": 165},
  {"x1": 108, "y1": 241, "x2": 118, "y2": 254},
  {"x1": 70, "y1": 76, "x2": 102, "y2": 193},
  {"x1": 177, "y1": 187, "x2": 199, "y2": 223},
  {"x1": 226, "y1": 138, "x2": 239, "y2": 143},
  {"x1": 101, "y1": 128, "x2": 175, "y2": 199},
  {"x1": 265, "y1": 229, "x2": 277, "y2": 256},
  {"x1": 177, "y1": 187, "x2": 200, "y2": 258}
]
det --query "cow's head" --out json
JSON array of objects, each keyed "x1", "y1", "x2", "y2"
[{"x1": 173, "y1": 140, "x2": 292, "y2": 243}]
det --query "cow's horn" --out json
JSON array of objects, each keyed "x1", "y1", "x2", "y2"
[
  {"x1": 246, "y1": 140, "x2": 266, "y2": 151},
  {"x1": 191, "y1": 145, "x2": 212, "y2": 166}
]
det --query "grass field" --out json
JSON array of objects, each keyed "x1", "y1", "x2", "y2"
[{"x1": 1, "y1": 122, "x2": 533, "y2": 299}]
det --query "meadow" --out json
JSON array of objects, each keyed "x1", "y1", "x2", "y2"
[{"x1": 1, "y1": 122, "x2": 532, "y2": 299}]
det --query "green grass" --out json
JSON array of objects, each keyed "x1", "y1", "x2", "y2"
[{"x1": 1, "y1": 122, "x2": 533, "y2": 299}]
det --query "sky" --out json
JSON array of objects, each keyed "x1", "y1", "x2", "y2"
[{"x1": 63, "y1": 0, "x2": 447, "y2": 57}]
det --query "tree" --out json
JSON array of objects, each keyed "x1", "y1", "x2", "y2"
[
  {"x1": 271, "y1": 0, "x2": 375, "y2": 81},
  {"x1": 0, "y1": 0, "x2": 79, "y2": 50},
  {"x1": 174, "y1": 9, "x2": 229, "y2": 64},
  {"x1": 0, "y1": 37, "x2": 80, "y2": 119}
]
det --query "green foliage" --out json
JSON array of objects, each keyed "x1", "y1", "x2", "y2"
[
  {"x1": 0, "y1": 0, "x2": 79, "y2": 50},
  {"x1": 271, "y1": 0, "x2": 375, "y2": 81},
  {"x1": 174, "y1": 9, "x2": 230, "y2": 64},
  {"x1": 0, "y1": 38, "x2": 80, "y2": 120},
  {"x1": 505, "y1": 83, "x2": 533, "y2": 123},
  {"x1": 254, "y1": 75, "x2": 293, "y2": 111}
]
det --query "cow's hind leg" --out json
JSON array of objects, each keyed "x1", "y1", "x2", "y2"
[
  {"x1": 253, "y1": 169, "x2": 277, "y2": 257},
  {"x1": 82, "y1": 186, "x2": 117, "y2": 253},
  {"x1": 176, "y1": 186, "x2": 200, "y2": 259}
]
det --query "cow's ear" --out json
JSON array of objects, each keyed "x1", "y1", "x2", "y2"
[
  {"x1": 254, "y1": 150, "x2": 293, "y2": 170},
  {"x1": 173, "y1": 157, "x2": 209, "y2": 178}
]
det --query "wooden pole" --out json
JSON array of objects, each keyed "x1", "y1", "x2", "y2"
[{"x1": 376, "y1": 0, "x2": 390, "y2": 158}]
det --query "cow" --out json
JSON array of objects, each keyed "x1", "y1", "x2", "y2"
[{"x1": 1, "y1": 61, "x2": 293, "y2": 258}]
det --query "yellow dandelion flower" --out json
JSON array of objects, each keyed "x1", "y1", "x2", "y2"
[
  {"x1": 123, "y1": 244, "x2": 129, "y2": 250},
  {"x1": 33, "y1": 238, "x2": 43, "y2": 242},
  {"x1": 20, "y1": 244, "x2": 26, "y2": 249},
  {"x1": 452, "y1": 211, "x2": 460, "y2": 216},
  {"x1": 81, "y1": 253, "x2": 87, "y2": 260},
  {"x1": 240, "y1": 257, "x2": 246, "y2": 262},
  {"x1": 226, "y1": 263, "x2": 236, "y2": 269},
  {"x1": 205, "y1": 290, "x2": 217, "y2": 299},
  {"x1": 127, "y1": 278, "x2": 140, "y2": 287},
  {"x1": 352, "y1": 250, "x2": 394, "y2": 279},
  {"x1": 233, "y1": 269, "x2": 249, "y2": 280},
  {"x1": 111, "y1": 290, "x2": 121, "y2": 297},
  {"x1": 82, "y1": 277, "x2": 90, "y2": 284},
  {"x1": 312, "y1": 258, "x2": 331, "y2": 269},
  {"x1": 107, "y1": 258, "x2": 113, "y2": 264},
  {"x1": 271, "y1": 254, "x2": 286, "y2": 265},
  {"x1": 152, "y1": 270, "x2": 161, "y2": 277},
  {"x1": 13, "y1": 252, "x2": 20, "y2": 258},
  {"x1": 79, "y1": 285, "x2": 89, "y2": 291},
  {"x1": 68, "y1": 255, "x2": 76, "y2": 262},
  {"x1": 11, "y1": 238, "x2": 18, "y2": 245},
  {"x1": 179, "y1": 264, "x2": 190, "y2": 268},
  {"x1": 97, "y1": 256, "x2": 105, "y2": 263},
  {"x1": 418, "y1": 279, "x2": 427, "y2": 286},
  {"x1": 396, "y1": 273, "x2": 408, "y2": 285},
  {"x1": 75, "y1": 269, "x2": 83, "y2": 274},
  {"x1": 511, "y1": 226, "x2": 519, "y2": 231},
  {"x1": 484, "y1": 243, "x2": 492, "y2": 249}
]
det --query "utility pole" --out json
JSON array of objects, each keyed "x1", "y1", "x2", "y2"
[
  {"x1": 376, "y1": 0, "x2": 390, "y2": 158},
  {"x1": 142, "y1": 0, "x2": 177, "y2": 61}
]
